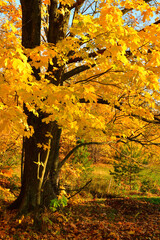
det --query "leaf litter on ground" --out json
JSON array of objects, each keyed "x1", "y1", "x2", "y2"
[{"x1": 0, "y1": 197, "x2": 160, "y2": 239}]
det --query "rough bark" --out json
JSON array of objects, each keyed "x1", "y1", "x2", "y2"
[
  {"x1": 47, "y1": 0, "x2": 70, "y2": 86},
  {"x1": 20, "y1": 0, "x2": 41, "y2": 48},
  {"x1": 10, "y1": 0, "x2": 67, "y2": 213},
  {"x1": 10, "y1": 107, "x2": 61, "y2": 213}
]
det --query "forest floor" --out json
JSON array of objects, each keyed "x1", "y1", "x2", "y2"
[{"x1": 0, "y1": 197, "x2": 160, "y2": 239}]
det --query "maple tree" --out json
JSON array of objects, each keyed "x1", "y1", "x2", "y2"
[{"x1": 0, "y1": 0, "x2": 160, "y2": 215}]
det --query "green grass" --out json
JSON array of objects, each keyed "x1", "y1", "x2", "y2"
[
  {"x1": 140, "y1": 165, "x2": 160, "y2": 184},
  {"x1": 85, "y1": 164, "x2": 123, "y2": 197},
  {"x1": 92, "y1": 163, "x2": 113, "y2": 177},
  {"x1": 85, "y1": 163, "x2": 160, "y2": 198},
  {"x1": 135, "y1": 197, "x2": 160, "y2": 205},
  {"x1": 87, "y1": 164, "x2": 113, "y2": 195}
]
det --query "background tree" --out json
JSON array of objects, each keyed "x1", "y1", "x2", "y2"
[
  {"x1": 0, "y1": 0, "x2": 160, "y2": 215},
  {"x1": 110, "y1": 142, "x2": 144, "y2": 191},
  {"x1": 72, "y1": 139, "x2": 93, "y2": 182}
]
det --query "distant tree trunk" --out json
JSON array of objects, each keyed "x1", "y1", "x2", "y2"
[{"x1": 9, "y1": 0, "x2": 69, "y2": 214}]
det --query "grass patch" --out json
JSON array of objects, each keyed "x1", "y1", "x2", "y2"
[
  {"x1": 135, "y1": 197, "x2": 160, "y2": 205},
  {"x1": 92, "y1": 163, "x2": 113, "y2": 177},
  {"x1": 85, "y1": 163, "x2": 160, "y2": 198},
  {"x1": 87, "y1": 164, "x2": 114, "y2": 197},
  {"x1": 140, "y1": 165, "x2": 160, "y2": 184}
]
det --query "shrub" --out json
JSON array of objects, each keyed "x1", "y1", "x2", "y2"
[
  {"x1": 140, "y1": 178, "x2": 159, "y2": 194},
  {"x1": 110, "y1": 142, "x2": 143, "y2": 191}
]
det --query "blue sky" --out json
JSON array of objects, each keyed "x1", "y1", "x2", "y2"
[
  {"x1": 15, "y1": 0, "x2": 159, "y2": 28},
  {"x1": 15, "y1": 0, "x2": 20, "y2": 5}
]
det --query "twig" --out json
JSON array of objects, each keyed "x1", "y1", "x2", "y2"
[{"x1": 67, "y1": 179, "x2": 92, "y2": 200}]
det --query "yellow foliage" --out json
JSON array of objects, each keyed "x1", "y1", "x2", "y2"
[{"x1": 0, "y1": 0, "x2": 160, "y2": 155}]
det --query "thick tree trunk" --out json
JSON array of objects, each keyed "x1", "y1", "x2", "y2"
[
  {"x1": 9, "y1": 0, "x2": 71, "y2": 214},
  {"x1": 10, "y1": 108, "x2": 61, "y2": 213},
  {"x1": 20, "y1": 0, "x2": 41, "y2": 48}
]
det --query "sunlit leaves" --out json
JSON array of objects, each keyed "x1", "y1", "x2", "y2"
[
  {"x1": 0, "y1": 0, "x2": 160, "y2": 149},
  {"x1": 59, "y1": 0, "x2": 75, "y2": 7}
]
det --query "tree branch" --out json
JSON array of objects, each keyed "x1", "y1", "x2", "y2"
[
  {"x1": 69, "y1": 0, "x2": 85, "y2": 10},
  {"x1": 126, "y1": 136, "x2": 160, "y2": 146},
  {"x1": 62, "y1": 64, "x2": 96, "y2": 81},
  {"x1": 67, "y1": 48, "x2": 106, "y2": 64},
  {"x1": 121, "y1": 0, "x2": 153, "y2": 15},
  {"x1": 75, "y1": 67, "x2": 113, "y2": 84},
  {"x1": 79, "y1": 98, "x2": 160, "y2": 125},
  {"x1": 67, "y1": 179, "x2": 92, "y2": 200},
  {"x1": 57, "y1": 141, "x2": 105, "y2": 171}
]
